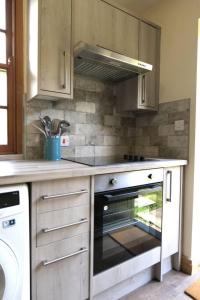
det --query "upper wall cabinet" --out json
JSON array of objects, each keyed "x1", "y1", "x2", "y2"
[
  {"x1": 138, "y1": 21, "x2": 160, "y2": 110},
  {"x1": 27, "y1": 0, "x2": 73, "y2": 100},
  {"x1": 72, "y1": 0, "x2": 96, "y2": 46},
  {"x1": 95, "y1": 0, "x2": 139, "y2": 59},
  {"x1": 116, "y1": 21, "x2": 160, "y2": 112}
]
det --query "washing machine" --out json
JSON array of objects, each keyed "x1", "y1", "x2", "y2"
[{"x1": 0, "y1": 184, "x2": 30, "y2": 300}]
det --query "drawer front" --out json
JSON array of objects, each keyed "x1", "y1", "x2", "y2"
[
  {"x1": 37, "y1": 205, "x2": 89, "y2": 246},
  {"x1": 36, "y1": 233, "x2": 89, "y2": 300},
  {"x1": 32, "y1": 177, "x2": 90, "y2": 213}
]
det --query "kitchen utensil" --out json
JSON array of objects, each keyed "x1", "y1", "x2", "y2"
[
  {"x1": 52, "y1": 119, "x2": 61, "y2": 135},
  {"x1": 57, "y1": 120, "x2": 70, "y2": 135},
  {"x1": 32, "y1": 124, "x2": 47, "y2": 137},
  {"x1": 43, "y1": 116, "x2": 52, "y2": 136}
]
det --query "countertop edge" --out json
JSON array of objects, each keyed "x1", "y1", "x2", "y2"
[{"x1": 0, "y1": 159, "x2": 187, "y2": 185}]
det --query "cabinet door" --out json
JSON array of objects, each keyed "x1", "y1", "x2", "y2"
[
  {"x1": 39, "y1": 0, "x2": 72, "y2": 97},
  {"x1": 72, "y1": 0, "x2": 96, "y2": 46},
  {"x1": 36, "y1": 234, "x2": 89, "y2": 300},
  {"x1": 162, "y1": 167, "x2": 181, "y2": 259},
  {"x1": 138, "y1": 22, "x2": 160, "y2": 109},
  {"x1": 96, "y1": 0, "x2": 139, "y2": 58}
]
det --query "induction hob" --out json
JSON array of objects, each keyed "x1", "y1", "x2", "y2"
[{"x1": 62, "y1": 155, "x2": 153, "y2": 166}]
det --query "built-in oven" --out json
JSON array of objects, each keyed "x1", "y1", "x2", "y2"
[{"x1": 94, "y1": 169, "x2": 163, "y2": 275}]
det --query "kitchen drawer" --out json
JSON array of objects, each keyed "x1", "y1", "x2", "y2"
[
  {"x1": 37, "y1": 205, "x2": 89, "y2": 246},
  {"x1": 35, "y1": 233, "x2": 89, "y2": 300},
  {"x1": 32, "y1": 177, "x2": 90, "y2": 213}
]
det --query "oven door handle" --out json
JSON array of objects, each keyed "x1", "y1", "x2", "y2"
[{"x1": 104, "y1": 191, "x2": 138, "y2": 203}]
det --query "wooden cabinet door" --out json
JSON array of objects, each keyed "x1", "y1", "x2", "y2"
[
  {"x1": 162, "y1": 167, "x2": 181, "y2": 259},
  {"x1": 72, "y1": 0, "x2": 96, "y2": 46},
  {"x1": 96, "y1": 0, "x2": 139, "y2": 59},
  {"x1": 35, "y1": 234, "x2": 89, "y2": 300},
  {"x1": 39, "y1": 0, "x2": 72, "y2": 97},
  {"x1": 138, "y1": 21, "x2": 160, "y2": 110}
]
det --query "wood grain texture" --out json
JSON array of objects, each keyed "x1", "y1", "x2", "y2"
[
  {"x1": 35, "y1": 234, "x2": 89, "y2": 300},
  {"x1": 27, "y1": 0, "x2": 73, "y2": 100},
  {"x1": 37, "y1": 205, "x2": 89, "y2": 246},
  {"x1": 31, "y1": 177, "x2": 90, "y2": 299},
  {"x1": 0, "y1": 159, "x2": 187, "y2": 186},
  {"x1": 162, "y1": 167, "x2": 181, "y2": 259},
  {"x1": 96, "y1": 0, "x2": 139, "y2": 58},
  {"x1": 72, "y1": 0, "x2": 96, "y2": 46},
  {"x1": 34, "y1": 176, "x2": 90, "y2": 213},
  {"x1": 40, "y1": 0, "x2": 72, "y2": 96}
]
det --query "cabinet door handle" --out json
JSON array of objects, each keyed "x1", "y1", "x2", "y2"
[
  {"x1": 142, "y1": 75, "x2": 146, "y2": 104},
  {"x1": 42, "y1": 218, "x2": 88, "y2": 233},
  {"x1": 42, "y1": 247, "x2": 88, "y2": 266},
  {"x1": 62, "y1": 51, "x2": 66, "y2": 89},
  {"x1": 166, "y1": 170, "x2": 172, "y2": 202},
  {"x1": 42, "y1": 189, "x2": 88, "y2": 200}
]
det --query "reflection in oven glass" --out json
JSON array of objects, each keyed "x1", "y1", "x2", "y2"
[{"x1": 94, "y1": 183, "x2": 163, "y2": 275}]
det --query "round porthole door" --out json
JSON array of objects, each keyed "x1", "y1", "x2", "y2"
[{"x1": 0, "y1": 240, "x2": 19, "y2": 300}]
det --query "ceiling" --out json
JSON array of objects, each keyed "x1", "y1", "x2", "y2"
[{"x1": 114, "y1": 0, "x2": 162, "y2": 14}]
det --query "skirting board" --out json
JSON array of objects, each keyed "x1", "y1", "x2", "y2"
[{"x1": 181, "y1": 255, "x2": 200, "y2": 275}]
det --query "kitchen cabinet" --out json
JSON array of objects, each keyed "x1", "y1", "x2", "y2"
[
  {"x1": 73, "y1": 0, "x2": 139, "y2": 58},
  {"x1": 27, "y1": 0, "x2": 73, "y2": 100},
  {"x1": 95, "y1": 0, "x2": 139, "y2": 59},
  {"x1": 31, "y1": 177, "x2": 90, "y2": 300},
  {"x1": 162, "y1": 167, "x2": 182, "y2": 260},
  {"x1": 116, "y1": 21, "x2": 160, "y2": 112},
  {"x1": 138, "y1": 21, "x2": 160, "y2": 110},
  {"x1": 72, "y1": 0, "x2": 96, "y2": 46}
]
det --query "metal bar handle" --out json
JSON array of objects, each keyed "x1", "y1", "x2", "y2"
[
  {"x1": 42, "y1": 189, "x2": 88, "y2": 200},
  {"x1": 142, "y1": 75, "x2": 146, "y2": 104},
  {"x1": 104, "y1": 191, "x2": 138, "y2": 203},
  {"x1": 62, "y1": 50, "x2": 66, "y2": 89},
  {"x1": 166, "y1": 170, "x2": 172, "y2": 202},
  {"x1": 43, "y1": 218, "x2": 88, "y2": 233},
  {"x1": 42, "y1": 247, "x2": 88, "y2": 266}
]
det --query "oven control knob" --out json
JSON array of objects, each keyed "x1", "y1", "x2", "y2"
[
  {"x1": 110, "y1": 178, "x2": 118, "y2": 185},
  {"x1": 148, "y1": 174, "x2": 153, "y2": 179}
]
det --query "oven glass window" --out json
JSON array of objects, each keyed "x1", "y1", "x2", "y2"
[{"x1": 94, "y1": 183, "x2": 163, "y2": 275}]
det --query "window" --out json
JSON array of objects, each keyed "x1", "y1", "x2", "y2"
[{"x1": 0, "y1": 0, "x2": 23, "y2": 154}]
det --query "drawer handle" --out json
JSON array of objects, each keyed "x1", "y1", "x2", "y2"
[
  {"x1": 43, "y1": 218, "x2": 88, "y2": 233},
  {"x1": 42, "y1": 247, "x2": 88, "y2": 266},
  {"x1": 42, "y1": 189, "x2": 88, "y2": 200}
]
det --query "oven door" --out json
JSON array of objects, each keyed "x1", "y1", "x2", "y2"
[{"x1": 94, "y1": 182, "x2": 163, "y2": 275}]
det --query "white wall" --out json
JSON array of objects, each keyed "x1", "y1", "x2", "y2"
[{"x1": 142, "y1": 0, "x2": 200, "y2": 263}]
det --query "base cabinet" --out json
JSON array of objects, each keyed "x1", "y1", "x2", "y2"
[
  {"x1": 35, "y1": 235, "x2": 89, "y2": 300},
  {"x1": 162, "y1": 167, "x2": 182, "y2": 259},
  {"x1": 31, "y1": 177, "x2": 90, "y2": 300}
]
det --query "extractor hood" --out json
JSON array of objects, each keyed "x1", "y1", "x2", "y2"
[{"x1": 74, "y1": 42, "x2": 153, "y2": 83}]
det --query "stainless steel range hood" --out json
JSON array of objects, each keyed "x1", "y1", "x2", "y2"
[{"x1": 74, "y1": 42, "x2": 153, "y2": 83}]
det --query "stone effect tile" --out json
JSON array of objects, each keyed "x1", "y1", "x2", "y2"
[
  {"x1": 134, "y1": 99, "x2": 190, "y2": 159},
  {"x1": 25, "y1": 74, "x2": 190, "y2": 160},
  {"x1": 25, "y1": 75, "x2": 135, "y2": 159}
]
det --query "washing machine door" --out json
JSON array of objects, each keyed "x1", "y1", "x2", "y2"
[{"x1": 0, "y1": 240, "x2": 19, "y2": 300}]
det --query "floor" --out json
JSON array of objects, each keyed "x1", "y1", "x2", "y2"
[{"x1": 121, "y1": 270, "x2": 200, "y2": 300}]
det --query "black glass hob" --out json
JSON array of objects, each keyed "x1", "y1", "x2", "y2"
[{"x1": 62, "y1": 155, "x2": 153, "y2": 166}]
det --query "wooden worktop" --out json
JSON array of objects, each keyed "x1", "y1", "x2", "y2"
[{"x1": 0, "y1": 159, "x2": 187, "y2": 185}]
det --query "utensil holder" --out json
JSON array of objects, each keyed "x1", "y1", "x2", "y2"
[{"x1": 44, "y1": 136, "x2": 61, "y2": 161}]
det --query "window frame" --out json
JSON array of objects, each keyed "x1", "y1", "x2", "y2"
[{"x1": 0, "y1": 0, "x2": 23, "y2": 154}]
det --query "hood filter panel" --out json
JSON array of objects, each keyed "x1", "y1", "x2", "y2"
[{"x1": 74, "y1": 57, "x2": 136, "y2": 82}]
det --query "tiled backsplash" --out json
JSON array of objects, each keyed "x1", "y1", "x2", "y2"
[
  {"x1": 134, "y1": 99, "x2": 190, "y2": 159},
  {"x1": 25, "y1": 75, "x2": 135, "y2": 159},
  {"x1": 25, "y1": 75, "x2": 190, "y2": 160}
]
